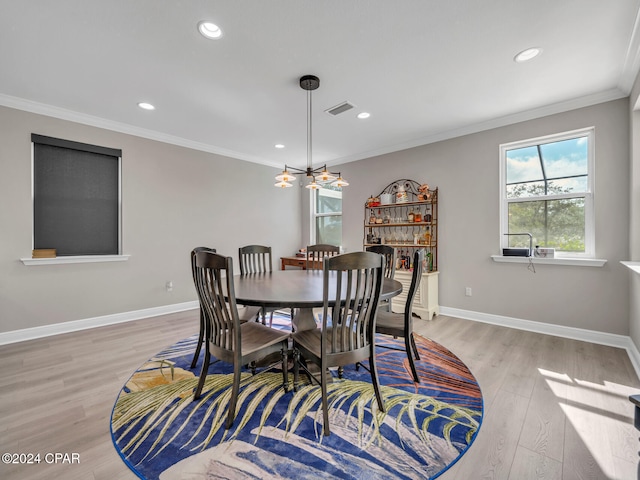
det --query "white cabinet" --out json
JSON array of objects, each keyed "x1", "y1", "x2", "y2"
[{"x1": 391, "y1": 270, "x2": 439, "y2": 320}]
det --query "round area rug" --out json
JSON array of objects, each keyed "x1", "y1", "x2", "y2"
[{"x1": 111, "y1": 315, "x2": 483, "y2": 479}]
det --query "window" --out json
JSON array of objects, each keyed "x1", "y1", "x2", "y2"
[
  {"x1": 500, "y1": 128, "x2": 594, "y2": 257},
  {"x1": 32, "y1": 134, "x2": 122, "y2": 256},
  {"x1": 312, "y1": 185, "x2": 342, "y2": 246}
]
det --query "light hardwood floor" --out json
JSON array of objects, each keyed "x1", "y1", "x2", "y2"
[{"x1": 1, "y1": 311, "x2": 639, "y2": 479}]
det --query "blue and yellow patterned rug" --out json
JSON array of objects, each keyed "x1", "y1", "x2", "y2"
[{"x1": 110, "y1": 314, "x2": 483, "y2": 479}]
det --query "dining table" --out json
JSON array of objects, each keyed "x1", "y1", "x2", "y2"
[{"x1": 232, "y1": 269, "x2": 403, "y2": 331}]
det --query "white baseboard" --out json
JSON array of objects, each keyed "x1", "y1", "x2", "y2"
[
  {"x1": 440, "y1": 306, "x2": 640, "y2": 381},
  {"x1": 3, "y1": 302, "x2": 639, "y2": 382},
  {"x1": 0, "y1": 301, "x2": 199, "y2": 346}
]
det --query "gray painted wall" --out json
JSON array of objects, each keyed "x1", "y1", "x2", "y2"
[
  {"x1": 0, "y1": 106, "x2": 301, "y2": 333},
  {"x1": 629, "y1": 77, "x2": 640, "y2": 350},
  {"x1": 0, "y1": 98, "x2": 633, "y2": 339},
  {"x1": 338, "y1": 99, "x2": 631, "y2": 336}
]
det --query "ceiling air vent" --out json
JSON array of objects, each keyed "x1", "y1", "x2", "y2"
[{"x1": 325, "y1": 101, "x2": 355, "y2": 116}]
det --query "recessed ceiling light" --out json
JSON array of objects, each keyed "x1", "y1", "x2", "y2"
[
  {"x1": 137, "y1": 102, "x2": 155, "y2": 110},
  {"x1": 514, "y1": 47, "x2": 542, "y2": 63},
  {"x1": 357, "y1": 112, "x2": 371, "y2": 119},
  {"x1": 198, "y1": 21, "x2": 223, "y2": 39},
  {"x1": 274, "y1": 144, "x2": 285, "y2": 149}
]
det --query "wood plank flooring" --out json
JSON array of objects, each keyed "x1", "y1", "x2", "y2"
[{"x1": 0, "y1": 312, "x2": 638, "y2": 479}]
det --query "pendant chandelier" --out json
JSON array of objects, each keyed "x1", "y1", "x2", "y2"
[{"x1": 274, "y1": 75, "x2": 349, "y2": 189}]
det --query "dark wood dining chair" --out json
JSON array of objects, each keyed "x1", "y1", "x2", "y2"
[
  {"x1": 238, "y1": 245, "x2": 278, "y2": 326},
  {"x1": 375, "y1": 248, "x2": 424, "y2": 383},
  {"x1": 192, "y1": 250, "x2": 290, "y2": 429},
  {"x1": 190, "y1": 247, "x2": 260, "y2": 369},
  {"x1": 292, "y1": 251, "x2": 385, "y2": 436},
  {"x1": 306, "y1": 244, "x2": 340, "y2": 270},
  {"x1": 366, "y1": 245, "x2": 396, "y2": 312}
]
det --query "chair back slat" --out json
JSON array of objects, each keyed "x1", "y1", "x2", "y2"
[
  {"x1": 194, "y1": 251, "x2": 241, "y2": 356},
  {"x1": 239, "y1": 245, "x2": 272, "y2": 275},
  {"x1": 321, "y1": 251, "x2": 383, "y2": 355},
  {"x1": 405, "y1": 249, "x2": 425, "y2": 318},
  {"x1": 365, "y1": 244, "x2": 395, "y2": 279},
  {"x1": 306, "y1": 244, "x2": 340, "y2": 270}
]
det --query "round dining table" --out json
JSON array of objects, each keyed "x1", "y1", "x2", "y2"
[{"x1": 233, "y1": 269, "x2": 403, "y2": 331}]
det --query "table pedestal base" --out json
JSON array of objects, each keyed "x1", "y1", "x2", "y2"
[{"x1": 291, "y1": 308, "x2": 318, "y2": 332}]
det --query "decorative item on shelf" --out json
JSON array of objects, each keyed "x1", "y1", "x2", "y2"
[
  {"x1": 396, "y1": 185, "x2": 409, "y2": 203},
  {"x1": 425, "y1": 203, "x2": 432, "y2": 222},
  {"x1": 367, "y1": 195, "x2": 380, "y2": 207},
  {"x1": 417, "y1": 183, "x2": 430, "y2": 201},
  {"x1": 414, "y1": 209, "x2": 422, "y2": 223},
  {"x1": 423, "y1": 226, "x2": 431, "y2": 244},
  {"x1": 380, "y1": 193, "x2": 394, "y2": 205},
  {"x1": 274, "y1": 75, "x2": 349, "y2": 189}
]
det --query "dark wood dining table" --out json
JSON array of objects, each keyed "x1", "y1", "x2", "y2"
[{"x1": 233, "y1": 269, "x2": 403, "y2": 331}]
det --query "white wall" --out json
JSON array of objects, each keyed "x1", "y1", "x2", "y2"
[
  {"x1": 0, "y1": 106, "x2": 302, "y2": 334},
  {"x1": 337, "y1": 99, "x2": 630, "y2": 336},
  {"x1": 628, "y1": 78, "x2": 640, "y2": 350}
]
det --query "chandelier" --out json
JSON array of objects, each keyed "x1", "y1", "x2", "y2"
[{"x1": 274, "y1": 75, "x2": 349, "y2": 189}]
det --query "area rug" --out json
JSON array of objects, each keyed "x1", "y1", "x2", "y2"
[{"x1": 111, "y1": 314, "x2": 483, "y2": 479}]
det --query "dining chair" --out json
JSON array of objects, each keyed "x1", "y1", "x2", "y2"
[
  {"x1": 366, "y1": 245, "x2": 396, "y2": 312},
  {"x1": 238, "y1": 245, "x2": 278, "y2": 326},
  {"x1": 375, "y1": 248, "x2": 424, "y2": 383},
  {"x1": 292, "y1": 251, "x2": 385, "y2": 436},
  {"x1": 189, "y1": 247, "x2": 260, "y2": 369},
  {"x1": 306, "y1": 244, "x2": 340, "y2": 270},
  {"x1": 192, "y1": 250, "x2": 290, "y2": 429}
]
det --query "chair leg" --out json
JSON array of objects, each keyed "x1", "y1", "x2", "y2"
[
  {"x1": 190, "y1": 309, "x2": 205, "y2": 369},
  {"x1": 225, "y1": 362, "x2": 242, "y2": 430},
  {"x1": 193, "y1": 346, "x2": 210, "y2": 400},
  {"x1": 293, "y1": 349, "x2": 300, "y2": 392},
  {"x1": 321, "y1": 364, "x2": 330, "y2": 436},
  {"x1": 269, "y1": 311, "x2": 274, "y2": 328},
  {"x1": 405, "y1": 335, "x2": 420, "y2": 383},
  {"x1": 410, "y1": 333, "x2": 420, "y2": 361},
  {"x1": 369, "y1": 346, "x2": 385, "y2": 413},
  {"x1": 281, "y1": 346, "x2": 289, "y2": 392}
]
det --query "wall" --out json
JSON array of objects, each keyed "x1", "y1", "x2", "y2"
[
  {"x1": 337, "y1": 99, "x2": 630, "y2": 335},
  {"x1": 629, "y1": 76, "x2": 640, "y2": 350},
  {"x1": 0, "y1": 106, "x2": 301, "y2": 334}
]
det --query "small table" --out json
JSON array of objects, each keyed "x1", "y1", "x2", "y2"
[
  {"x1": 280, "y1": 256, "x2": 321, "y2": 270},
  {"x1": 233, "y1": 270, "x2": 402, "y2": 331}
]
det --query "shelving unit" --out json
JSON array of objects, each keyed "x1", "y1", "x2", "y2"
[{"x1": 363, "y1": 179, "x2": 439, "y2": 319}]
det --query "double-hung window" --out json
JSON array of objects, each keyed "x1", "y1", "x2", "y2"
[
  {"x1": 499, "y1": 127, "x2": 594, "y2": 258},
  {"x1": 311, "y1": 185, "x2": 342, "y2": 246}
]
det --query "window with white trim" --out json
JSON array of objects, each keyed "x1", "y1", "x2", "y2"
[
  {"x1": 311, "y1": 186, "x2": 342, "y2": 246},
  {"x1": 500, "y1": 127, "x2": 594, "y2": 257}
]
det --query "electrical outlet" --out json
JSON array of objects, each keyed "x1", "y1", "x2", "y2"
[
  {"x1": 465, "y1": 287, "x2": 472, "y2": 297},
  {"x1": 166, "y1": 281, "x2": 173, "y2": 292}
]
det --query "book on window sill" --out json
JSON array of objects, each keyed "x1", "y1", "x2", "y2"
[{"x1": 32, "y1": 249, "x2": 57, "y2": 258}]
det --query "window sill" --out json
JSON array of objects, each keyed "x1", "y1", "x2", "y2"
[
  {"x1": 621, "y1": 261, "x2": 640, "y2": 275},
  {"x1": 20, "y1": 255, "x2": 130, "y2": 266},
  {"x1": 491, "y1": 255, "x2": 606, "y2": 267}
]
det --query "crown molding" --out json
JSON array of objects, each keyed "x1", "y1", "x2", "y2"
[{"x1": 0, "y1": 94, "x2": 276, "y2": 167}]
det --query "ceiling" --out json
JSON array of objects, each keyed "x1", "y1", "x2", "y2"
[{"x1": 2, "y1": 0, "x2": 640, "y2": 171}]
